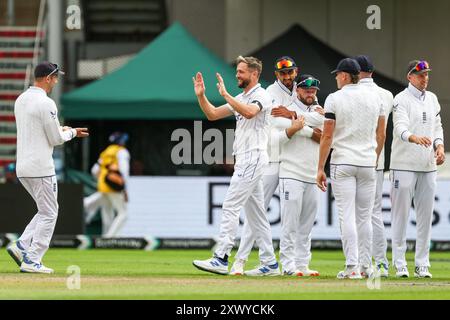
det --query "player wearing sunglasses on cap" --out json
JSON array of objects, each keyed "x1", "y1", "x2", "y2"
[
  {"x1": 7, "y1": 62, "x2": 88, "y2": 273},
  {"x1": 354, "y1": 55, "x2": 394, "y2": 278},
  {"x1": 390, "y1": 60, "x2": 445, "y2": 279},
  {"x1": 271, "y1": 74, "x2": 324, "y2": 276}
]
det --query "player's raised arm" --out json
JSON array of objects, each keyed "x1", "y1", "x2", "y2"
[
  {"x1": 193, "y1": 72, "x2": 232, "y2": 121},
  {"x1": 216, "y1": 73, "x2": 260, "y2": 119}
]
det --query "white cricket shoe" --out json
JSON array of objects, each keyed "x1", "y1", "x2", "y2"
[
  {"x1": 192, "y1": 257, "x2": 228, "y2": 275},
  {"x1": 376, "y1": 263, "x2": 389, "y2": 278},
  {"x1": 395, "y1": 266, "x2": 410, "y2": 278},
  {"x1": 245, "y1": 262, "x2": 281, "y2": 277},
  {"x1": 229, "y1": 259, "x2": 245, "y2": 275},
  {"x1": 414, "y1": 266, "x2": 432, "y2": 278},
  {"x1": 6, "y1": 241, "x2": 26, "y2": 266},
  {"x1": 20, "y1": 261, "x2": 54, "y2": 274},
  {"x1": 337, "y1": 266, "x2": 362, "y2": 280},
  {"x1": 360, "y1": 265, "x2": 374, "y2": 278},
  {"x1": 296, "y1": 266, "x2": 320, "y2": 277}
]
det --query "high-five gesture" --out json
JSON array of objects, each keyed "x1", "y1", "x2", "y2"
[
  {"x1": 216, "y1": 73, "x2": 228, "y2": 97},
  {"x1": 193, "y1": 72, "x2": 206, "y2": 97}
]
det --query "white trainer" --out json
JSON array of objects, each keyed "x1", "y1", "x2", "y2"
[
  {"x1": 192, "y1": 257, "x2": 228, "y2": 275},
  {"x1": 337, "y1": 266, "x2": 362, "y2": 280},
  {"x1": 376, "y1": 263, "x2": 389, "y2": 278},
  {"x1": 296, "y1": 266, "x2": 320, "y2": 277},
  {"x1": 360, "y1": 265, "x2": 374, "y2": 278},
  {"x1": 6, "y1": 241, "x2": 26, "y2": 266},
  {"x1": 229, "y1": 259, "x2": 245, "y2": 275},
  {"x1": 245, "y1": 262, "x2": 281, "y2": 277},
  {"x1": 20, "y1": 261, "x2": 54, "y2": 274},
  {"x1": 414, "y1": 266, "x2": 432, "y2": 278},
  {"x1": 395, "y1": 266, "x2": 410, "y2": 278}
]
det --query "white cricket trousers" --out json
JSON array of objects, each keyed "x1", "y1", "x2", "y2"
[
  {"x1": 330, "y1": 165, "x2": 376, "y2": 267},
  {"x1": 390, "y1": 170, "x2": 436, "y2": 268},
  {"x1": 214, "y1": 151, "x2": 277, "y2": 265},
  {"x1": 371, "y1": 170, "x2": 388, "y2": 266},
  {"x1": 18, "y1": 176, "x2": 58, "y2": 263},
  {"x1": 234, "y1": 162, "x2": 279, "y2": 262},
  {"x1": 84, "y1": 192, "x2": 127, "y2": 237},
  {"x1": 279, "y1": 178, "x2": 319, "y2": 273}
]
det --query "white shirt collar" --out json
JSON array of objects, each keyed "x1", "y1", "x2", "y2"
[
  {"x1": 359, "y1": 78, "x2": 374, "y2": 84},
  {"x1": 29, "y1": 86, "x2": 47, "y2": 95},
  {"x1": 243, "y1": 83, "x2": 261, "y2": 97},
  {"x1": 276, "y1": 80, "x2": 296, "y2": 96},
  {"x1": 407, "y1": 83, "x2": 426, "y2": 101},
  {"x1": 341, "y1": 83, "x2": 359, "y2": 90}
]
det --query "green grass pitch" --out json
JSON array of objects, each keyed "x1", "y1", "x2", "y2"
[{"x1": 1, "y1": 248, "x2": 450, "y2": 299}]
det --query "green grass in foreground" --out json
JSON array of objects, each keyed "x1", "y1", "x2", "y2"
[{"x1": 1, "y1": 249, "x2": 450, "y2": 299}]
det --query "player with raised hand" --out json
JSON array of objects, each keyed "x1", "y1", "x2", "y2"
[
  {"x1": 6, "y1": 62, "x2": 88, "y2": 273},
  {"x1": 192, "y1": 56, "x2": 279, "y2": 276}
]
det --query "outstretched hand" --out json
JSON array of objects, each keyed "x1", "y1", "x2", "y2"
[
  {"x1": 75, "y1": 128, "x2": 89, "y2": 138},
  {"x1": 216, "y1": 73, "x2": 228, "y2": 97},
  {"x1": 193, "y1": 72, "x2": 205, "y2": 97}
]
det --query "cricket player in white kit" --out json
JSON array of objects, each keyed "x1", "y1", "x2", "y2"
[
  {"x1": 317, "y1": 58, "x2": 386, "y2": 279},
  {"x1": 192, "y1": 56, "x2": 279, "y2": 276},
  {"x1": 390, "y1": 60, "x2": 445, "y2": 278},
  {"x1": 355, "y1": 55, "x2": 393, "y2": 277},
  {"x1": 6, "y1": 62, "x2": 88, "y2": 273},
  {"x1": 276, "y1": 75, "x2": 324, "y2": 276},
  {"x1": 230, "y1": 57, "x2": 321, "y2": 275}
]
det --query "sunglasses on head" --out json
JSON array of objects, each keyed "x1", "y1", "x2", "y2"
[
  {"x1": 276, "y1": 59, "x2": 294, "y2": 70},
  {"x1": 298, "y1": 78, "x2": 320, "y2": 88},
  {"x1": 46, "y1": 64, "x2": 60, "y2": 78},
  {"x1": 408, "y1": 61, "x2": 430, "y2": 75}
]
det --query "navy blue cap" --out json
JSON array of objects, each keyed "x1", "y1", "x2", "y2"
[
  {"x1": 331, "y1": 58, "x2": 361, "y2": 75},
  {"x1": 274, "y1": 56, "x2": 297, "y2": 71},
  {"x1": 297, "y1": 74, "x2": 320, "y2": 90},
  {"x1": 354, "y1": 55, "x2": 374, "y2": 73},
  {"x1": 34, "y1": 61, "x2": 65, "y2": 78},
  {"x1": 109, "y1": 132, "x2": 129, "y2": 145}
]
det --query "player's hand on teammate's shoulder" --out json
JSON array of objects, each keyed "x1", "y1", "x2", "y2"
[
  {"x1": 75, "y1": 128, "x2": 89, "y2": 138},
  {"x1": 314, "y1": 106, "x2": 325, "y2": 116}
]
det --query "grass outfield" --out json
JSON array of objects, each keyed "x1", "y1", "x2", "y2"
[{"x1": 1, "y1": 248, "x2": 450, "y2": 299}]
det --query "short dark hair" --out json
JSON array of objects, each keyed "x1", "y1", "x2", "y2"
[{"x1": 350, "y1": 74, "x2": 359, "y2": 84}]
